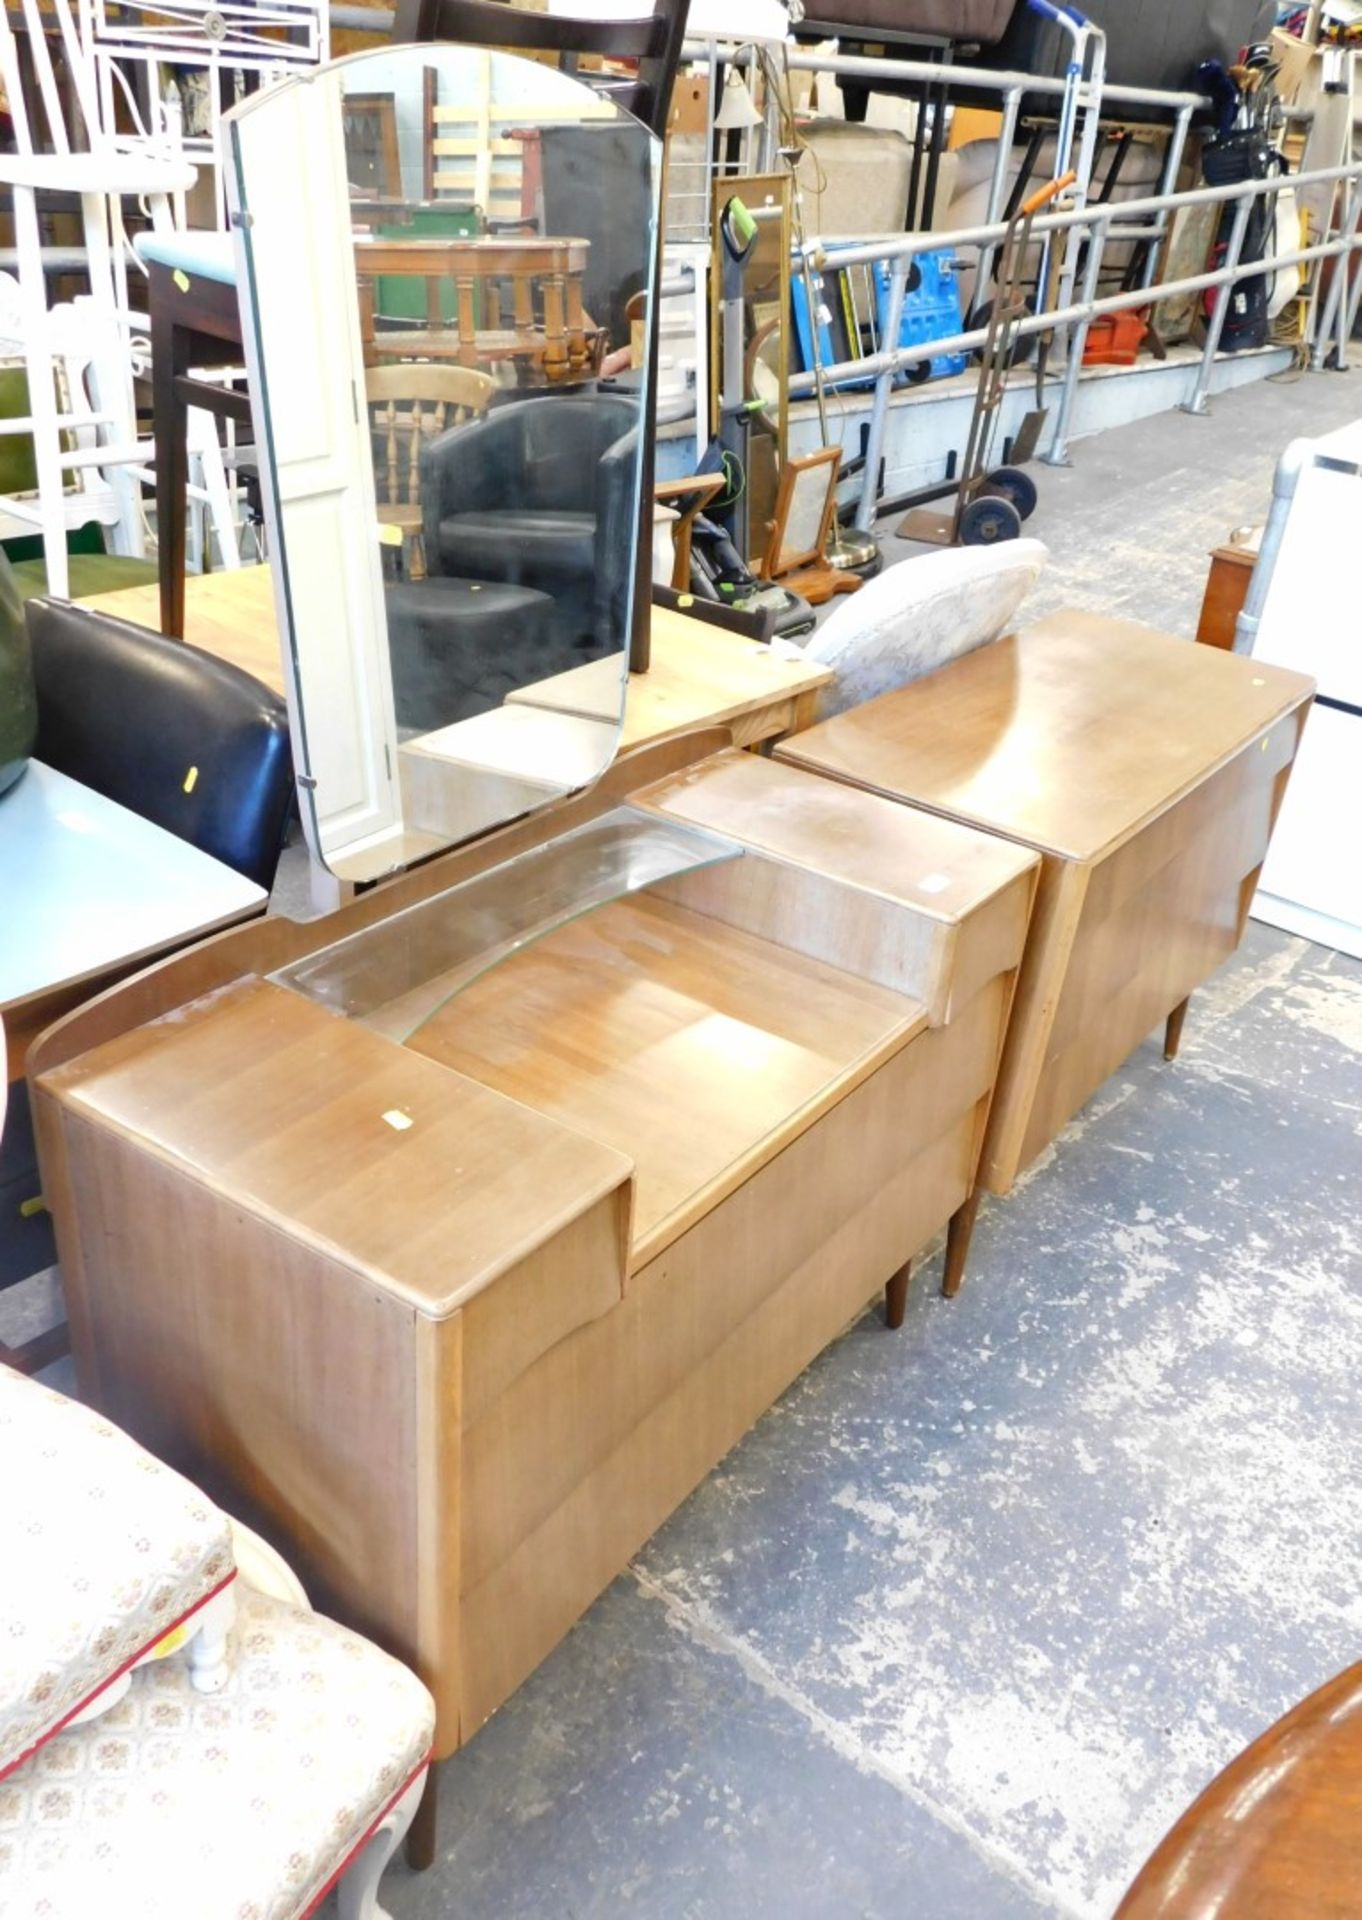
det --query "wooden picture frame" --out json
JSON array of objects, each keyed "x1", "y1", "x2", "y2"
[
  {"x1": 763, "y1": 445, "x2": 840, "y2": 580},
  {"x1": 343, "y1": 92, "x2": 402, "y2": 200}
]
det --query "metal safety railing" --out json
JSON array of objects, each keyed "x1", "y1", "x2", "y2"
[
  {"x1": 779, "y1": 159, "x2": 1362, "y2": 531},
  {"x1": 692, "y1": 35, "x2": 1208, "y2": 293},
  {"x1": 319, "y1": 7, "x2": 1361, "y2": 532}
]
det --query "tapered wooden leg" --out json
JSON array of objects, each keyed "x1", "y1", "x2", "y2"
[
  {"x1": 884, "y1": 1259, "x2": 912, "y2": 1330},
  {"x1": 942, "y1": 1190, "x2": 982, "y2": 1300},
  {"x1": 404, "y1": 1763, "x2": 440, "y2": 1872},
  {"x1": 1164, "y1": 995, "x2": 1191, "y2": 1062}
]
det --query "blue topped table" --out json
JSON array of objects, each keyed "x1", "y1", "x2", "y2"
[{"x1": 1, "y1": 759, "x2": 266, "y2": 1078}]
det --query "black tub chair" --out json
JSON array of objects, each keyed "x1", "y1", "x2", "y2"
[
  {"x1": 26, "y1": 598, "x2": 294, "y2": 891},
  {"x1": 420, "y1": 393, "x2": 640, "y2": 659}
]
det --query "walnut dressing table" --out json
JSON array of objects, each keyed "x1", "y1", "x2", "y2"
[
  {"x1": 34, "y1": 43, "x2": 1043, "y2": 1864},
  {"x1": 31, "y1": 737, "x2": 1037, "y2": 1792},
  {"x1": 777, "y1": 610, "x2": 1314, "y2": 1291}
]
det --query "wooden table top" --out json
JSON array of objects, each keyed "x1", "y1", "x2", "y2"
[
  {"x1": 82, "y1": 568, "x2": 287, "y2": 695},
  {"x1": 1117, "y1": 1659, "x2": 1362, "y2": 1919},
  {"x1": 78, "y1": 572, "x2": 833, "y2": 757},
  {"x1": 776, "y1": 609, "x2": 1315, "y2": 866},
  {"x1": 353, "y1": 236, "x2": 590, "y2": 274}
]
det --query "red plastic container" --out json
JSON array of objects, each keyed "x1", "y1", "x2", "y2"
[{"x1": 1083, "y1": 310, "x2": 1148, "y2": 367}]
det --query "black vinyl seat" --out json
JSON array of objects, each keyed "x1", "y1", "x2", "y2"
[
  {"x1": 26, "y1": 598, "x2": 294, "y2": 892},
  {"x1": 421, "y1": 394, "x2": 639, "y2": 656},
  {"x1": 384, "y1": 577, "x2": 559, "y2": 731}
]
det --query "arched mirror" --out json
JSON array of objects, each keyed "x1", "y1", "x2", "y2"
[{"x1": 225, "y1": 46, "x2": 660, "y2": 882}]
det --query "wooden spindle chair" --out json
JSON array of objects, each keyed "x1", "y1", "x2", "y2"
[{"x1": 365, "y1": 362, "x2": 495, "y2": 579}]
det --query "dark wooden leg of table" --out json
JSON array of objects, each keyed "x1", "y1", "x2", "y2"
[
  {"x1": 406, "y1": 1762, "x2": 440, "y2": 1871},
  {"x1": 942, "y1": 1189, "x2": 983, "y2": 1300},
  {"x1": 884, "y1": 1259, "x2": 912, "y2": 1330},
  {"x1": 1164, "y1": 995, "x2": 1192, "y2": 1062},
  {"x1": 151, "y1": 293, "x2": 190, "y2": 640}
]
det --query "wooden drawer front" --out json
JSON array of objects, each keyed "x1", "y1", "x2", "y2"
[
  {"x1": 1045, "y1": 739, "x2": 1287, "y2": 1071},
  {"x1": 459, "y1": 1117, "x2": 974, "y2": 1735},
  {"x1": 1079, "y1": 709, "x2": 1302, "y2": 934},
  {"x1": 459, "y1": 973, "x2": 1010, "y2": 1610},
  {"x1": 945, "y1": 869, "x2": 1034, "y2": 1023},
  {"x1": 1020, "y1": 724, "x2": 1300, "y2": 1167},
  {"x1": 459, "y1": 1192, "x2": 629, "y2": 1428}
]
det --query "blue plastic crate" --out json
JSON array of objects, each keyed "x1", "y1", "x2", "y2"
[
  {"x1": 791, "y1": 245, "x2": 967, "y2": 390},
  {"x1": 873, "y1": 249, "x2": 968, "y2": 384},
  {"x1": 790, "y1": 258, "x2": 875, "y2": 393}
]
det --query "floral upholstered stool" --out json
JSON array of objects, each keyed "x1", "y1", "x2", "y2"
[
  {"x1": 0, "y1": 1364, "x2": 237, "y2": 1779},
  {"x1": 0, "y1": 1583, "x2": 435, "y2": 1919}
]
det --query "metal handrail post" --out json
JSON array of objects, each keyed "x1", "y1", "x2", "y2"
[
  {"x1": 971, "y1": 86, "x2": 1022, "y2": 321},
  {"x1": 1054, "y1": 20, "x2": 1107, "y2": 325},
  {"x1": 1343, "y1": 229, "x2": 1362, "y2": 357},
  {"x1": 1338, "y1": 183, "x2": 1359, "y2": 368},
  {"x1": 1312, "y1": 176, "x2": 1362, "y2": 369},
  {"x1": 1140, "y1": 104, "x2": 1194, "y2": 291},
  {"x1": 855, "y1": 254, "x2": 909, "y2": 533},
  {"x1": 1042, "y1": 208, "x2": 1110, "y2": 467},
  {"x1": 1181, "y1": 191, "x2": 1254, "y2": 416}
]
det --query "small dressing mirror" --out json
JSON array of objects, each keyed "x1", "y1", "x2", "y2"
[{"x1": 226, "y1": 46, "x2": 660, "y2": 881}]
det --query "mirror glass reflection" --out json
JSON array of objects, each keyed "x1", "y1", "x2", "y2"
[{"x1": 228, "y1": 47, "x2": 659, "y2": 881}]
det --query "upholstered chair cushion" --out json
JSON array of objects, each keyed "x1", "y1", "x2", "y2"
[
  {"x1": 805, "y1": 538, "x2": 1050, "y2": 718},
  {"x1": 0, "y1": 1585, "x2": 435, "y2": 1920},
  {"x1": 0, "y1": 1367, "x2": 235, "y2": 1778}
]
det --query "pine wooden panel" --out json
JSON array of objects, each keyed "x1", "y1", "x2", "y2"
[
  {"x1": 75, "y1": 572, "x2": 829, "y2": 756},
  {"x1": 79, "y1": 566, "x2": 286, "y2": 696}
]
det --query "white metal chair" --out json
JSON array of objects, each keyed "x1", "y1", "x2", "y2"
[
  {"x1": 78, "y1": 0, "x2": 328, "y2": 231},
  {"x1": 0, "y1": 0, "x2": 197, "y2": 595},
  {"x1": 0, "y1": 0, "x2": 250, "y2": 596}
]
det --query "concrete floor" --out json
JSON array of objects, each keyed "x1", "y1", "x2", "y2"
[{"x1": 357, "y1": 368, "x2": 1362, "y2": 1920}]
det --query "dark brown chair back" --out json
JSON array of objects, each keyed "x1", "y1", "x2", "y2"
[{"x1": 390, "y1": 0, "x2": 688, "y2": 140}]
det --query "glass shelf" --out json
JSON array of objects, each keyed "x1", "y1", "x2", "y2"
[{"x1": 272, "y1": 805, "x2": 744, "y2": 1043}]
